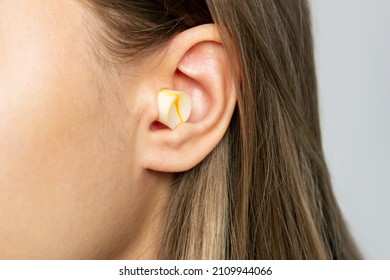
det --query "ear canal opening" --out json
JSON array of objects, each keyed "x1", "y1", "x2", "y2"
[{"x1": 150, "y1": 121, "x2": 170, "y2": 131}]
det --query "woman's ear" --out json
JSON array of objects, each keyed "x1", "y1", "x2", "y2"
[{"x1": 139, "y1": 24, "x2": 237, "y2": 172}]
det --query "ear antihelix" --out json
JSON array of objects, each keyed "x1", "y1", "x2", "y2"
[{"x1": 157, "y1": 89, "x2": 192, "y2": 129}]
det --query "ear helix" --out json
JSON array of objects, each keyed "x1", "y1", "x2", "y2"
[{"x1": 157, "y1": 89, "x2": 192, "y2": 129}]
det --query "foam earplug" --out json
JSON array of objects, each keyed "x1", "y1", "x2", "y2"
[{"x1": 157, "y1": 89, "x2": 191, "y2": 129}]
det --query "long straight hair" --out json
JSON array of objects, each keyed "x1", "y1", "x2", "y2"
[{"x1": 85, "y1": 0, "x2": 361, "y2": 259}]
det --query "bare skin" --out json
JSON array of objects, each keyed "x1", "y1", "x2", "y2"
[
  {"x1": 0, "y1": 0, "x2": 172, "y2": 259},
  {"x1": 0, "y1": 0, "x2": 236, "y2": 259}
]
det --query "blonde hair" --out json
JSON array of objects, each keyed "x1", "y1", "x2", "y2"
[{"x1": 85, "y1": 0, "x2": 361, "y2": 259}]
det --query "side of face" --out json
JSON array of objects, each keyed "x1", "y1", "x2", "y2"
[
  {"x1": 0, "y1": 0, "x2": 237, "y2": 259},
  {"x1": 0, "y1": 0, "x2": 161, "y2": 259}
]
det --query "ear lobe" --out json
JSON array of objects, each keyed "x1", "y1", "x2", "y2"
[{"x1": 141, "y1": 24, "x2": 237, "y2": 173}]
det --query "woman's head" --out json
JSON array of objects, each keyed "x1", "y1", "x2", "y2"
[{"x1": 0, "y1": 0, "x2": 360, "y2": 259}]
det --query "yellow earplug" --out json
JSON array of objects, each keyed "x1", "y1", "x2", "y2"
[{"x1": 157, "y1": 89, "x2": 192, "y2": 129}]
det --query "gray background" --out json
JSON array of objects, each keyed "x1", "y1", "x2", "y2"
[{"x1": 311, "y1": 0, "x2": 390, "y2": 259}]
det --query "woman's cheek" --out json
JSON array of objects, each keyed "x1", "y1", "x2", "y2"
[{"x1": 0, "y1": 0, "x2": 118, "y2": 258}]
